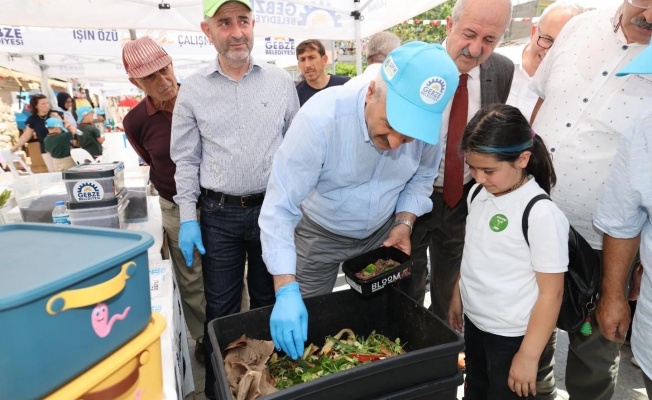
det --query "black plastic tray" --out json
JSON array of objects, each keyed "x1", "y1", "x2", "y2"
[
  {"x1": 342, "y1": 247, "x2": 411, "y2": 296},
  {"x1": 208, "y1": 287, "x2": 464, "y2": 400}
]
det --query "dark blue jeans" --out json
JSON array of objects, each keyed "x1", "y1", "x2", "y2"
[{"x1": 199, "y1": 196, "x2": 275, "y2": 398}]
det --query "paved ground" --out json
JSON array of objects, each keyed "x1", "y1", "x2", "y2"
[{"x1": 184, "y1": 269, "x2": 649, "y2": 400}]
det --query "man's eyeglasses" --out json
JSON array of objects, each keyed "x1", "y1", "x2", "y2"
[
  {"x1": 536, "y1": 30, "x2": 554, "y2": 50},
  {"x1": 628, "y1": 0, "x2": 652, "y2": 9}
]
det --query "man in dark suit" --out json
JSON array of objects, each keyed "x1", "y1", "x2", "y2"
[{"x1": 404, "y1": 0, "x2": 514, "y2": 330}]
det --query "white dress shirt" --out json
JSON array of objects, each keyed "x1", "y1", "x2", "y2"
[
  {"x1": 530, "y1": 7, "x2": 652, "y2": 249},
  {"x1": 507, "y1": 63, "x2": 538, "y2": 122}
]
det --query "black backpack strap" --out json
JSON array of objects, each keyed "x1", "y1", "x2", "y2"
[
  {"x1": 470, "y1": 184, "x2": 483, "y2": 204},
  {"x1": 522, "y1": 194, "x2": 552, "y2": 246}
]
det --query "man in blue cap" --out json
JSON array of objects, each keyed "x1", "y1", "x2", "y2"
[
  {"x1": 259, "y1": 42, "x2": 459, "y2": 360},
  {"x1": 595, "y1": 42, "x2": 652, "y2": 396}
]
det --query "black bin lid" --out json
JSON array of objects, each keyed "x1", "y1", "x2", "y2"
[{"x1": 62, "y1": 161, "x2": 125, "y2": 180}]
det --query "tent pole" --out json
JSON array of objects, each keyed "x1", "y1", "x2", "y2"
[
  {"x1": 37, "y1": 55, "x2": 59, "y2": 111},
  {"x1": 332, "y1": 41, "x2": 336, "y2": 75},
  {"x1": 353, "y1": 0, "x2": 362, "y2": 75}
]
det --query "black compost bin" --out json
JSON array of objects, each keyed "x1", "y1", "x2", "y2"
[
  {"x1": 377, "y1": 371, "x2": 463, "y2": 399},
  {"x1": 208, "y1": 287, "x2": 464, "y2": 400}
]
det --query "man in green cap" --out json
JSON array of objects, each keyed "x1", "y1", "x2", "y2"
[{"x1": 170, "y1": 0, "x2": 299, "y2": 398}]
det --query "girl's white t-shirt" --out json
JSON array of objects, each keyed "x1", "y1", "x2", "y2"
[{"x1": 460, "y1": 178, "x2": 569, "y2": 337}]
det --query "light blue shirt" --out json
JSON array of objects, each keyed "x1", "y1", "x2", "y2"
[
  {"x1": 594, "y1": 111, "x2": 652, "y2": 377},
  {"x1": 260, "y1": 81, "x2": 442, "y2": 276}
]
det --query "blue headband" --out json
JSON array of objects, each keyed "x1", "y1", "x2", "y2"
[{"x1": 475, "y1": 138, "x2": 534, "y2": 154}]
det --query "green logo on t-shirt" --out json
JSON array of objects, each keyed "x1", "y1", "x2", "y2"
[{"x1": 489, "y1": 214, "x2": 508, "y2": 232}]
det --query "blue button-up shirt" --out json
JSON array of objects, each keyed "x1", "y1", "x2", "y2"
[{"x1": 260, "y1": 81, "x2": 442, "y2": 275}]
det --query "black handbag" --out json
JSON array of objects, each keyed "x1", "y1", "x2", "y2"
[{"x1": 522, "y1": 194, "x2": 602, "y2": 333}]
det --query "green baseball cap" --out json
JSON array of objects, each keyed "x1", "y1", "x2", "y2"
[{"x1": 204, "y1": 0, "x2": 252, "y2": 17}]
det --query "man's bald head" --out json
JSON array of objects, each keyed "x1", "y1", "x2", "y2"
[{"x1": 522, "y1": 2, "x2": 586, "y2": 76}]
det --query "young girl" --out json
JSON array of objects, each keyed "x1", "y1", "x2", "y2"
[{"x1": 448, "y1": 104, "x2": 569, "y2": 399}]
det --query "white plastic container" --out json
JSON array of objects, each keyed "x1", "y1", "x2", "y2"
[
  {"x1": 67, "y1": 194, "x2": 129, "y2": 229},
  {"x1": 124, "y1": 166, "x2": 149, "y2": 222},
  {"x1": 11, "y1": 173, "x2": 69, "y2": 223},
  {"x1": 63, "y1": 162, "x2": 125, "y2": 203}
]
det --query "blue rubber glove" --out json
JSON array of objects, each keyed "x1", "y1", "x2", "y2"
[
  {"x1": 179, "y1": 220, "x2": 205, "y2": 267},
  {"x1": 270, "y1": 282, "x2": 308, "y2": 360}
]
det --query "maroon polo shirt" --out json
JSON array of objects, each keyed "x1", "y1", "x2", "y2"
[{"x1": 122, "y1": 96, "x2": 176, "y2": 203}]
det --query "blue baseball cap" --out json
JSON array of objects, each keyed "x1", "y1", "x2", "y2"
[
  {"x1": 45, "y1": 117, "x2": 68, "y2": 132},
  {"x1": 77, "y1": 106, "x2": 93, "y2": 123},
  {"x1": 381, "y1": 42, "x2": 459, "y2": 145},
  {"x1": 617, "y1": 44, "x2": 652, "y2": 76}
]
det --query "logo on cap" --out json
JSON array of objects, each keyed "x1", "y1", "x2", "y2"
[
  {"x1": 383, "y1": 55, "x2": 399, "y2": 80},
  {"x1": 419, "y1": 77, "x2": 447, "y2": 105}
]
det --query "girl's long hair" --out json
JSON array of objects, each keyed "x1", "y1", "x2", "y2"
[{"x1": 460, "y1": 104, "x2": 556, "y2": 194}]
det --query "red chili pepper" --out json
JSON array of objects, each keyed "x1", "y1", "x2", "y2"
[{"x1": 350, "y1": 353, "x2": 383, "y2": 362}]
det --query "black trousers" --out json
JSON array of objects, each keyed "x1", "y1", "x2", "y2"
[{"x1": 463, "y1": 316, "x2": 556, "y2": 400}]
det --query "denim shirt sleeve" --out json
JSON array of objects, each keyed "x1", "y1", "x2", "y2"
[
  {"x1": 260, "y1": 113, "x2": 326, "y2": 275},
  {"x1": 395, "y1": 141, "x2": 441, "y2": 216}
]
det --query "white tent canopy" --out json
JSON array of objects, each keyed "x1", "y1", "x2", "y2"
[
  {"x1": 1, "y1": 0, "x2": 442, "y2": 40},
  {"x1": 0, "y1": 27, "x2": 305, "y2": 81},
  {"x1": 1, "y1": 0, "x2": 445, "y2": 73}
]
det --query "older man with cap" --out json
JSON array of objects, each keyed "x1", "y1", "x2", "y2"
[
  {"x1": 121, "y1": 37, "x2": 207, "y2": 364},
  {"x1": 595, "y1": 42, "x2": 652, "y2": 396},
  {"x1": 259, "y1": 42, "x2": 459, "y2": 360},
  {"x1": 170, "y1": 0, "x2": 299, "y2": 396}
]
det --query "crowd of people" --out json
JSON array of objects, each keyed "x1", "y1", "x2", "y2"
[
  {"x1": 12, "y1": 0, "x2": 648, "y2": 398},
  {"x1": 10, "y1": 93, "x2": 106, "y2": 171}
]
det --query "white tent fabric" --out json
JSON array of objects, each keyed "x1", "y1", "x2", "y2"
[
  {"x1": 1, "y1": 0, "x2": 445, "y2": 73},
  {"x1": 0, "y1": 27, "x2": 304, "y2": 81},
  {"x1": 1, "y1": 0, "x2": 442, "y2": 40}
]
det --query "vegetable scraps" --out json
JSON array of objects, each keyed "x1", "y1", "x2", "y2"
[
  {"x1": 268, "y1": 328, "x2": 405, "y2": 390},
  {"x1": 354, "y1": 258, "x2": 401, "y2": 281}
]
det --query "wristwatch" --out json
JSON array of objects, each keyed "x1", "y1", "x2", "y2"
[{"x1": 393, "y1": 218, "x2": 413, "y2": 234}]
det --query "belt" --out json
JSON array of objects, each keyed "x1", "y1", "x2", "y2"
[{"x1": 200, "y1": 188, "x2": 265, "y2": 208}]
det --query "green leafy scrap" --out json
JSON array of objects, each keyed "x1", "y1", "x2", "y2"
[{"x1": 267, "y1": 330, "x2": 405, "y2": 390}]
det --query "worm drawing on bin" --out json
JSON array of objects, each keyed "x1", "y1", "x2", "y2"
[{"x1": 91, "y1": 303, "x2": 131, "y2": 338}]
